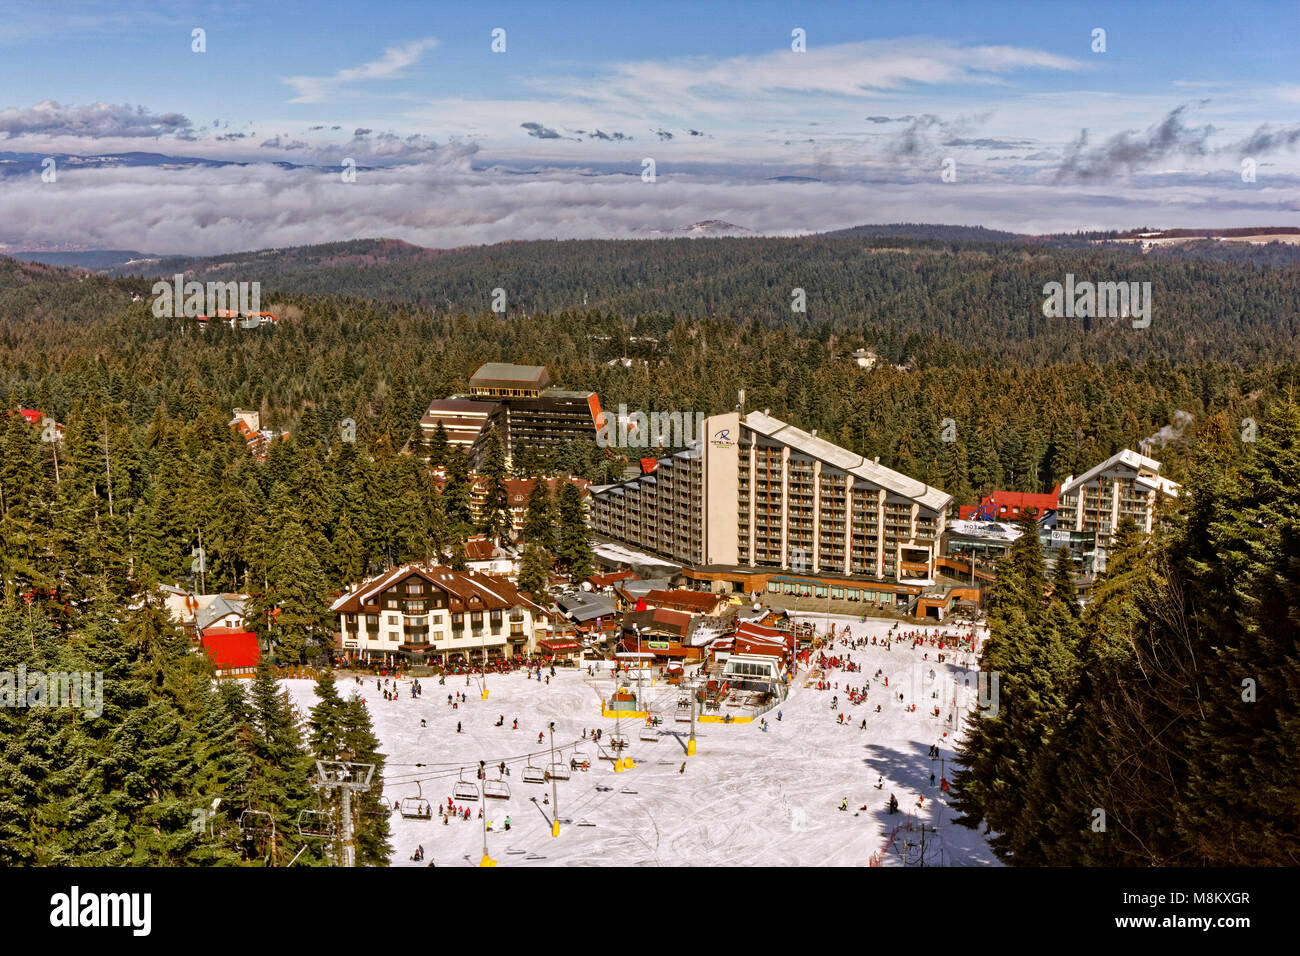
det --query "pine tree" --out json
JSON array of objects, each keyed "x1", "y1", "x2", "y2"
[
  {"x1": 553, "y1": 480, "x2": 593, "y2": 582},
  {"x1": 244, "y1": 658, "x2": 314, "y2": 865},
  {"x1": 521, "y1": 479, "x2": 556, "y2": 548},
  {"x1": 1178, "y1": 401, "x2": 1300, "y2": 864},
  {"x1": 339, "y1": 696, "x2": 391, "y2": 866},
  {"x1": 518, "y1": 543, "x2": 554, "y2": 600},
  {"x1": 477, "y1": 427, "x2": 513, "y2": 543}
]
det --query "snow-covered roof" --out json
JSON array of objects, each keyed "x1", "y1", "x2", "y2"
[
  {"x1": 1060, "y1": 448, "x2": 1176, "y2": 496},
  {"x1": 742, "y1": 411, "x2": 952, "y2": 513}
]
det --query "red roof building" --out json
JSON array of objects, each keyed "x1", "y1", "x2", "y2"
[
  {"x1": 643, "y1": 588, "x2": 728, "y2": 616},
  {"x1": 7, "y1": 408, "x2": 65, "y2": 441},
  {"x1": 200, "y1": 628, "x2": 261, "y2": 677},
  {"x1": 586, "y1": 569, "x2": 639, "y2": 590},
  {"x1": 959, "y1": 485, "x2": 1060, "y2": 521}
]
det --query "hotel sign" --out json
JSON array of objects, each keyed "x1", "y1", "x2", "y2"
[
  {"x1": 648, "y1": 641, "x2": 670, "y2": 649},
  {"x1": 710, "y1": 427, "x2": 736, "y2": 448}
]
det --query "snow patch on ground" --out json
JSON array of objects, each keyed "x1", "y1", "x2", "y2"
[{"x1": 283, "y1": 613, "x2": 1001, "y2": 867}]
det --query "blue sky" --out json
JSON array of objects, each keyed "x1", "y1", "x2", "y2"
[{"x1": 1, "y1": 0, "x2": 1297, "y2": 252}]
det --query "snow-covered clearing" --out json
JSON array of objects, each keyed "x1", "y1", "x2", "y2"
[{"x1": 283, "y1": 613, "x2": 1001, "y2": 867}]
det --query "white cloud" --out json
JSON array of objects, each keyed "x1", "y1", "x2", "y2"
[
  {"x1": 282, "y1": 37, "x2": 440, "y2": 104},
  {"x1": 1, "y1": 159, "x2": 1294, "y2": 257}
]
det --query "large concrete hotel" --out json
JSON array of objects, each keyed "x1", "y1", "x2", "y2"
[
  {"x1": 589, "y1": 411, "x2": 952, "y2": 584},
  {"x1": 1058, "y1": 448, "x2": 1180, "y2": 550},
  {"x1": 419, "y1": 363, "x2": 602, "y2": 468}
]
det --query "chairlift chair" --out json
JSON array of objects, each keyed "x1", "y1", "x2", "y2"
[
  {"x1": 546, "y1": 761, "x2": 571, "y2": 781},
  {"x1": 638, "y1": 724, "x2": 660, "y2": 742},
  {"x1": 399, "y1": 781, "x2": 434, "y2": 819},
  {"x1": 607, "y1": 733, "x2": 629, "y2": 750},
  {"x1": 675, "y1": 699, "x2": 693, "y2": 722},
  {"x1": 297, "y1": 809, "x2": 335, "y2": 838},
  {"x1": 452, "y1": 769, "x2": 480, "y2": 802},
  {"x1": 521, "y1": 757, "x2": 548, "y2": 784},
  {"x1": 239, "y1": 809, "x2": 275, "y2": 841},
  {"x1": 483, "y1": 773, "x2": 510, "y2": 800},
  {"x1": 569, "y1": 751, "x2": 591, "y2": 772}
]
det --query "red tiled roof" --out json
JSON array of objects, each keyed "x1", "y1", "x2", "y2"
[
  {"x1": 587, "y1": 570, "x2": 638, "y2": 589},
  {"x1": 735, "y1": 621, "x2": 784, "y2": 641},
  {"x1": 464, "y1": 535, "x2": 511, "y2": 562},
  {"x1": 959, "y1": 486, "x2": 1060, "y2": 519},
  {"x1": 200, "y1": 630, "x2": 260, "y2": 670},
  {"x1": 645, "y1": 589, "x2": 723, "y2": 612},
  {"x1": 650, "y1": 608, "x2": 692, "y2": 628},
  {"x1": 331, "y1": 564, "x2": 547, "y2": 618}
]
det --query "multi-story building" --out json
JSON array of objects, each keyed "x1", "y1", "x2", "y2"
[
  {"x1": 589, "y1": 410, "x2": 952, "y2": 583},
  {"x1": 1058, "y1": 448, "x2": 1180, "y2": 549},
  {"x1": 469, "y1": 475, "x2": 590, "y2": 535},
  {"x1": 418, "y1": 363, "x2": 603, "y2": 468},
  {"x1": 418, "y1": 398, "x2": 500, "y2": 456},
  {"x1": 329, "y1": 564, "x2": 551, "y2": 664}
]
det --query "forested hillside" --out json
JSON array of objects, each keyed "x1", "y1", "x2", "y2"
[
  {"x1": 103, "y1": 237, "x2": 1300, "y2": 367},
  {"x1": 951, "y1": 404, "x2": 1300, "y2": 865}
]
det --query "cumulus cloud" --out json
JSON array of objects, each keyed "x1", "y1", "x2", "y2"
[
  {"x1": 1055, "y1": 103, "x2": 1215, "y2": 181},
  {"x1": 522, "y1": 122, "x2": 567, "y2": 140},
  {"x1": 260, "y1": 135, "x2": 309, "y2": 151},
  {"x1": 1232, "y1": 123, "x2": 1300, "y2": 157},
  {"x1": 0, "y1": 100, "x2": 191, "y2": 139}
]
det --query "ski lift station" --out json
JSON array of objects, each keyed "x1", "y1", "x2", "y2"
[{"x1": 721, "y1": 653, "x2": 784, "y2": 687}]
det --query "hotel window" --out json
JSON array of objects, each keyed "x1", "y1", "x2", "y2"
[
  {"x1": 409, "y1": 582, "x2": 424, "y2": 595},
  {"x1": 408, "y1": 601, "x2": 425, "y2": 612},
  {"x1": 386, "y1": 599, "x2": 398, "y2": 609},
  {"x1": 366, "y1": 614, "x2": 378, "y2": 626},
  {"x1": 453, "y1": 613, "x2": 464, "y2": 627},
  {"x1": 490, "y1": 610, "x2": 502, "y2": 626},
  {"x1": 387, "y1": 615, "x2": 398, "y2": 625}
]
